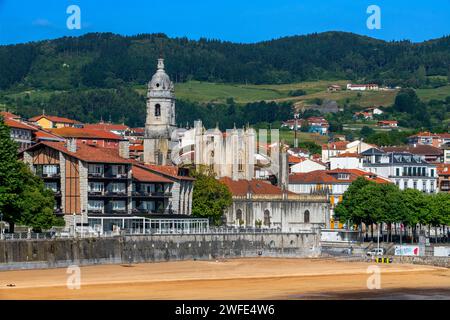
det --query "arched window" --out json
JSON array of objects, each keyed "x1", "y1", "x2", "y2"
[
  {"x1": 304, "y1": 210, "x2": 310, "y2": 223},
  {"x1": 236, "y1": 209, "x2": 242, "y2": 222},
  {"x1": 155, "y1": 104, "x2": 161, "y2": 117},
  {"x1": 263, "y1": 209, "x2": 271, "y2": 227}
]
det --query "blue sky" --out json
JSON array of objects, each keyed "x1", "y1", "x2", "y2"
[{"x1": 0, "y1": 0, "x2": 449, "y2": 45}]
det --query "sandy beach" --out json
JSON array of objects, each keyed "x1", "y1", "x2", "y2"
[{"x1": 0, "y1": 258, "x2": 449, "y2": 300}]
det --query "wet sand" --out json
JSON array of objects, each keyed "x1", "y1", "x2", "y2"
[{"x1": 0, "y1": 258, "x2": 449, "y2": 300}]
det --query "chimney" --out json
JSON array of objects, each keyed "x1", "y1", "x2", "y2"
[
  {"x1": 66, "y1": 138, "x2": 77, "y2": 153},
  {"x1": 119, "y1": 140, "x2": 130, "y2": 159}
]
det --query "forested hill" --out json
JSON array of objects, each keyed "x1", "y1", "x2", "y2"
[{"x1": 1, "y1": 31, "x2": 450, "y2": 90}]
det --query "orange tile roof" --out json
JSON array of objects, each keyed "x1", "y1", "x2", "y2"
[
  {"x1": 132, "y1": 165, "x2": 173, "y2": 183},
  {"x1": 1, "y1": 111, "x2": 21, "y2": 120},
  {"x1": 335, "y1": 152, "x2": 362, "y2": 158},
  {"x1": 29, "y1": 114, "x2": 81, "y2": 124},
  {"x1": 220, "y1": 177, "x2": 294, "y2": 196},
  {"x1": 322, "y1": 141, "x2": 349, "y2": 150},
  {"x1": 49, "y1": 127, "x2": 123, "y2": 140},
  {"x1": 136, "y1": 163, "x2": 195, "y2": 181},
  {"x1": 436, "y1": 164, "x2": 450, "y2": 176},
  {"x1": 289, "y1": 169, "x2": 390, "y2": 184},
  {"x1": 25, "y1": 141, "x2": 132, "y2": 164},
  {"x1": 130, "y1": 144, "x2": 144, "y2": 152},
  {"x1": 34, "y1": 130, "x2": 65, "y2": 142},
  {"x1": 288, "y1": 155, "x2": 304, "y2": 164},
  {"x1": 3, "y1": 118, "x2": 37, "y2": 131},
  {"x1": 84, "y1": 123, "x2": 130, "y2": 131}
]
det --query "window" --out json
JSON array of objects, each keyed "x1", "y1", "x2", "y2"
[
  {"x1": 44, "y1": 182, "x2": 58, "y2": 192},
  {"x1": 430, "y1": 169, "x2": 435, "y2": 177},
  {"x1": 88, "y1": 164, "x2": 104, "y2": 175},
  {"x1": 141, "y1": 184, "x2": 155, "y2": 193},
  {"x1": 141, "y1": 201, "x2": 155, "y2": 211},
  {"x1": 422, "y1": 181, "x2": 427, "y2": 192},
  {"x1": 155, "y1": 104, "x2": 161, "y2": 117},
  {"x1": 238, "y1": 153, "x2": 244, "y2": 173},
  {"x1": 430, "y1": 181, "x2": 435, "y2": 192},
  {"x1": 403, "y1": 181, "x2": 408, "y2": 189},
  {"x1": 413, "y1": 181, "x2": 417, "y2": 190},
  {"x1": 88, "y1": 200, "x2": 104, "y2": 212},
  {"x1": 112, "y1": 165, "x2": 126, "y2": 176},
  {"x1": 396, "y1": 168, "x2": 400, "y2": 176},
  {"x1": 263, "y1": 210, "x2": 271, "y2": 227},
  {"x1": 236, "y1": 209, "x2": 243, "y2": 222},
  {"x1": 110, "y1": 183, "x2": 126, "y2": 193},
  {"x1": 89, "y1": 182, "x2": 104, "y2": 193},
  {"x1": 111, "y1": 201, "x2": 126, "y2": 211},
  {"x1": 337, "y1": 173, "x2": 350, "y2": 180},
  {"x1": 304, "y1": 210, "x2": 310, "y2": 223},
  {"x1": 43, "y1": 165, "x2": 58, "y2": 176}
]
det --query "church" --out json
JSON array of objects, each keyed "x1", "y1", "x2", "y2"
[{"x1": 142, "y1": 58, "x2": 330, "y2": 231}]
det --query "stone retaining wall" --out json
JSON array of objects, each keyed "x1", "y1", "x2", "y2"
[{"x1": 0, "y1": 232, "x2": 319, "y2": 270}]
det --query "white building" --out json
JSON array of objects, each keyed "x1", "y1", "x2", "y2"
[
  {"x1": 290, "y1": 157, "x2": 326, "y2": 173},
  {"x1": 361, "y1": 148, "x2": 438, "y2": 193},
  {"x1": 329, "y1": 153, "x2": 364, "y2": 170}
]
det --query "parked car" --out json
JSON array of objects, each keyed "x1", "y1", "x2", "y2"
[{"x1": 366, "y1": 248, "x2": 385, "y2": 256}]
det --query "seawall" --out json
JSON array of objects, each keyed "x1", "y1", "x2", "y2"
[{"x1": 0, "y1": 232, "x2": 319, "y2": 271}]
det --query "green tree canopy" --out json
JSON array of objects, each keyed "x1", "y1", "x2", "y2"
[
  {"x1": 190, "y1": 168, "x2": 232, "y2": 226},
  {"x1": 0, "y1": 116, "x2": 62, "y2": 231}
]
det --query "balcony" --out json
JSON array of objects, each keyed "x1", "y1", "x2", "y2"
[
  {"x1": 41, "y1": 173, "x2": 60, "y2": 179},
  {"x1": 88, "y1": 208, "x2": 104, "y2": 214},
  {"x1": 132, "y1": 191, "x2": 172, "y2": 197},
  {"x1": 88, "y1": 173, "x2": 129, "y2": 179}
]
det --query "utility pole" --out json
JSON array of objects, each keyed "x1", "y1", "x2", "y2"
[{"x1": 294, "y1": 113, "x2": 299, "y2": 148}]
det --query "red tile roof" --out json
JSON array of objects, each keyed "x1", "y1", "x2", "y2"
[
  {"x1": 130, "y1": 144, "x2": 144, "y2": 152},
  {"x1": 289, "y1": 169, "x2": 390, "y2": 184},
  {"x1": 436, "y1": 164, "x2": 450, "y2": 176},
  {"x1": 220, "y1": 177, "x2": 294, "y2": 196},
  {"x1": 288, "y1": 155, "x2": 304, "y2": 164},
  {"x1": 132, "y1": 165, "x2": 173, "y2": 183},
  {"x1": 49, "y1": 127, "x2": 123, "y2": 140},
  {"x1": 29, "y1": 114, "x2": 81, "y2": 124},
  {"x1": 322, "y1": 141, "x2": 349, "y2": 150},
  {"x1": 34, "y1": 130, "x2": 65, "y2": 142},
  {"x1": 3, "y1": 118, "x2": 37, "y2": 131},
  {"x1": 1, "y1": 111, "x2": 21, "y2": 120},
  {"x1": 24, "y1": 141, "x2": 132, "y2": 164},
  {"x1": 84, "y1": 123, "x2": 130, "y2": 131},
  {"x1": 334, "y1": 152, "x2": 362, "y2": 158},
  {"x1": 136, "y1": 163, "x2": 195, "y2": 181},
  {"x1": 409, "y1": 131, "x2": 440, "y2": 138}
]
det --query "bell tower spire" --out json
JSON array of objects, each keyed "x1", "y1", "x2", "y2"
[{"x1": 143, "y1": 58, "x2": 176, "y2": 165}]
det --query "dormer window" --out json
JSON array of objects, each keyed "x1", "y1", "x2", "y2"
[
  {"x1": 337, "y1": 173, "x2": 350, "y2": 180},
  {"x1": 156, "y1": 83, "x2": 160, "y2": 88},
  {"x1": 155, "y1": 104, "x2": 161, "y2": 117}
]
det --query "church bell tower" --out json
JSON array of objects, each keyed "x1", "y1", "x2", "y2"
[{"x1": 144, "y1": 58, "x2": 176, "y2": 165}]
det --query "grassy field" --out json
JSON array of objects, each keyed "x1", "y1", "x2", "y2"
[{"x1": 416, "y1": 85, "x2": 450, "y2": 101}]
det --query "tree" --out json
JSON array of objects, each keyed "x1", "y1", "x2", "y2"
[
  {"x1": 360, "y1": 126, "x2": 375, "y2": 138},
  {"x1": 0, "y1": 116, "x2": 62, "y2": 231},
  {"x1": 393, "y1": 88, "x2": 423, "y2": 114},
  {"x1": 190, "y1": 168, "x2": 232, "y2": 226}
]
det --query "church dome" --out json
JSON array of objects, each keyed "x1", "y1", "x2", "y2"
[{"x1": 149, "y1": 58, "x2": 174, "y2": 91}]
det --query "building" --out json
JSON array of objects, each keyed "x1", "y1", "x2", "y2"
[
  {"x1": 220, "y1": 177, "x2": 329, "y2": 232},
  {"x1": 346, "y1": 83, "x2": 379, "y2": 91},
  {"x1": 49, "y1": 127, "x2": 124, "y2": 149},
  {"x1": 354, "y1": 111, "x2": 373, "y2": 120},
  {"x1": 366, "y1": 107, "x2": 384, "y2": 115},
  {"x1": 288, "y1": 169, "x2": 389, "y2": 226},
  {"x1": 143, "y1": 58, "x2": 177, "y2": 165},
  {"x1": 290, "y1": 157, "x2": 326, "y2": 173},
  {"x1": 327, "y1": 85, "x2": 342, "y2": 92},
  {"x1": 29, "y1": 114, "x2": 82, "y2": 129},
  {"x1": 84, "y1": 122, "x2": 130, "y2": 137},
  {"x1": 307, "y1": 116, "x2": 329, "y2": 135},
  {"x1": 382, "y1": 145, "x2": 443, "y2": 163},
  {"x1": 436, "y1": 164, "x2": 450, "y2": 193},
  {"x1": 361, "y1": 148, "x2": 438, "y2": 193},
  {"x1": 20, "y1": 140, "x2": 194, "y2": 231},
  {"x1": 377, "y1": 120, "x2": 398, "y2": 128},
  {"x1": 321, "y1": 141, "x2": 349, "y2": 162},
  {"x1": 1, "y1": 112, "x2": 37, "y2": 151},
  {"x1": 443, "y1": 143, "x2": 450, "y2": 164},
  {"x1": 329, "y1": 152, "x2": 364, "y2": 170},
  {"x1": 407, "y1": 132, "x2": 450, "y2": 148}
]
